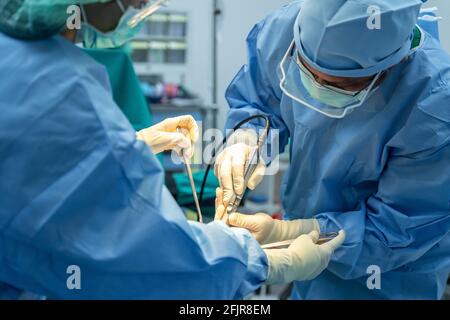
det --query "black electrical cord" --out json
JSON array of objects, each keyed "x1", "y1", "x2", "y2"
[{"x1": 198, "y1": 115, "x2": 270, "y2": 221}]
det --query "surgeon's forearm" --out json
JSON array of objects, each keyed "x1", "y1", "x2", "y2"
[{"x1": 229, "y1": 227, "x2": 269, "y2": 299}]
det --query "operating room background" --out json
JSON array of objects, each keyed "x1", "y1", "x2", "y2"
[
  {"x1": 133, "y1": 0, "x2": 450, "y2": 214},
  {"x1": 133, "y1": 0, "x2": 292, "y2": 220},
  {"x1": 131, "y1": 0, "x2": 450, "y2": 213},
  {"x1": 427, "y1": 0, "x2": 450, "y2": 52},
  {"x1": 214, "y1": 0, "x2": 450, "y2": 129}
]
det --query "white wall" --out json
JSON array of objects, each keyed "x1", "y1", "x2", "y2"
[
  {"x1": 425, "y1": 0, "x2": 450, "y2": 53},
  {"x1": 176, "y1": 0, "x2": 214, "y2": 105},
  {"x1": 135, "y1": 0, "x2": 214, "y2": 105},
  {"x1": 215, "y1": 0, "x2": 289, "y2": 128}
]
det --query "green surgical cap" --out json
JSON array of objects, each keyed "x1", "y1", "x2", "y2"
[{"x1": 0, "y1": 0, "x2": 110, "y2": 39}]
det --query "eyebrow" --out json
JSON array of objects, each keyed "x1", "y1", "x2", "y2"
[{"x1": 326, "y1": 78, "x2": 371, "y2": 86}]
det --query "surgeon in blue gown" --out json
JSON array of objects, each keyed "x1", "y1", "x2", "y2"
[
  {"x1": 215, "y1": 0, "x2": 450, "y2": 299},
  {"x1": 0, "y1": 0, "x2": 269, "y2": 299}
]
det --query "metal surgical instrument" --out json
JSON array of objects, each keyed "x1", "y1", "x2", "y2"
[
  {"x1": 178, "y1": 128, "x2": 203, "y2": 223},
  {"x1": 261, "y1": 232, "x2": 339, "y2": 249}
]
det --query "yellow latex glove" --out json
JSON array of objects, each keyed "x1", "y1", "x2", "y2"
[
  {"x1": 264, "y1": 230, "x2": 346, "y2": 285},
  {"x1": 136, "y1": 115, "x2": 199, "y2": 157},
  {"x1": 215, "y1": 188, "x2": 228, "y2": 223}
]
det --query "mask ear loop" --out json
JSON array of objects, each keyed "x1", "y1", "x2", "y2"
[
  {"x1": 115, "y1": 0, "x2": 126, "y2": 13},
  {"x1": 80, "y1": 4, "x2": 88, "y2": 24}
]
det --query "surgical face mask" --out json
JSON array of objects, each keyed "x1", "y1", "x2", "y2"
[
  {"x1": 279, "y1": 40, "x2": 382, "y2": 119},
  {"x1": 81, "y1": 0, "x2": 167, "y2": 49},
  {"x1": 296, "y1": 57, "x2": 368, "y2": 108}
]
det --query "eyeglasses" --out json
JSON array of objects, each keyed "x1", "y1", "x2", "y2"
[
  {"x1": 293, "y1": 52, "x2": 377, "y2": 94},
  {"x1": 279, "y1": 40, "x2": 385, "y2": 119}
]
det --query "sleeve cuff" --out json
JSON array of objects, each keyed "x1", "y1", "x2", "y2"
[
  {"x1": 229, "y1": 227, "x2": 269, "y2": 299},
  {"x1": 316, "y1": 215, "x2": 340, "y2": 235}
]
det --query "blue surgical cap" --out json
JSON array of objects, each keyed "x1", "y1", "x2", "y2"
[
  {"x1": 0, "y1": 0, "x2": 109, "y2": 40},
  {"x1": 295, "y1": 0, "x2": 426, "y2": 77}
]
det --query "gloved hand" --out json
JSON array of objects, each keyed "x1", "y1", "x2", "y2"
[
  {"x1": 227, "y1": 212, "x2": 320, "y2": 245},
  {"x1": 214, "y1": 129, "x2": 266, "y2": 203},
  {"x1": 136, "y1": 115, "x2": 199, "y2": 157},
  {"x1": 264, "y1": 230, "x2": 346, "y2": 285}
]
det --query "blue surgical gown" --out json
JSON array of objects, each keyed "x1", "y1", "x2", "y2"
[
  {"x1": 225, "y1": 1, "x2": 450, "y2": 300},
  {"x1": 0, "y1": 32, "x2": 267, "y2": 299}
]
